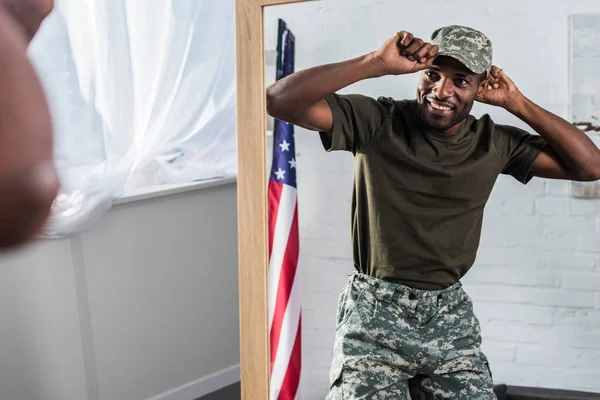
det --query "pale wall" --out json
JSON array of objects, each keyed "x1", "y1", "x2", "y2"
[{"x1": 0, "y1": 180, "x2": 239, "y2": 400}]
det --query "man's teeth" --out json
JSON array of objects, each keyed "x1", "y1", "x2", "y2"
[{"x1": 430, "y1": 102, "x2": 451, "y2": 111}]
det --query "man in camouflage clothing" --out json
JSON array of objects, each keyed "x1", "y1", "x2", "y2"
[{"x1": 266, "y1": 25, "x2": 600, "y2": 399}]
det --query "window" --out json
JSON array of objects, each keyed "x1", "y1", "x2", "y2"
[{"x1": 28, "y1": 0, "x2": 237, "y2": 237}]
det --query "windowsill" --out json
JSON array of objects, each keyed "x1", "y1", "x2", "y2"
[{"x1": 114, "y1": 176, "x2": 237, "y2": 206}]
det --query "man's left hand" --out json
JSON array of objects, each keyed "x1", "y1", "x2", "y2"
[{"x1": 475, "y1": 66, "x2": 522, "y2": 110}]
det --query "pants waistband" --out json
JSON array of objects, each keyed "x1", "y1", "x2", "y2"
[{"x1": 350, "y1": 272, "x2": 465, "y2": 304}]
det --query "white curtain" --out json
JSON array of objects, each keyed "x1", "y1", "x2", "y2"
[{"x1": 27, "y1": 0, "x2": 237, "y2": 238}]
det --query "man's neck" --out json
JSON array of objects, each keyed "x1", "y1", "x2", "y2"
[{"x1": 440, "y1": 119, "x2": 466, "y2": 135}]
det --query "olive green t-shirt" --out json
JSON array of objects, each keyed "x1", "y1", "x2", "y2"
[{"x1": 320, "y1": 93, "x2": 547, "y2": 290}]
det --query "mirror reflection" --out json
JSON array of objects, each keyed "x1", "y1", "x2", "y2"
[{"x1": 265, "y1": 1, "x2": 600, "y2": 399}]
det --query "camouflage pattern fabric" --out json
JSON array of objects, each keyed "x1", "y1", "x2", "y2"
[
  {"x1": 327, "y1": 273, "x2": 496, "y2": 400},
  {"x1": 430, "y1": 25, "x2": 493, "y2": 76}
]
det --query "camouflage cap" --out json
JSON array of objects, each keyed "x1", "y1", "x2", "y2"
[{"x1": 430, "y1": 25, "x2": 493, "y2": 76}]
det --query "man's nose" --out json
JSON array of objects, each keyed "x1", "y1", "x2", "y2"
[{"x1": 432, "y1": 78, "x2": 454, "y2": 99}]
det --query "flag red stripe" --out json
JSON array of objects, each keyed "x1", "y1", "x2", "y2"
[
  {"x1": 268, "y1": 180, "x2": 284, "y2": 260},
  {"x1": 269, "y1": 203, "x2": 299, "y2": 369},
  {"x1": 277, "y1": 315, "x2": 302, "y2": 400}
]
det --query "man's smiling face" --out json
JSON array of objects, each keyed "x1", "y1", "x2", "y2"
[{"x1": 416, "y1": 55, "x2": 486, "y2": 134}]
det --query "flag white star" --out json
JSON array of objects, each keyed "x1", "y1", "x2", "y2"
[
  {"x1": 275, "y1": 168, "x2": 285, "y2": 180},
  {"x1": 279, "y1": 140, "x2": 290, "y2": 152},
  {"x1": 288, "y1": 158, "x2": 296, "y2": 168}
]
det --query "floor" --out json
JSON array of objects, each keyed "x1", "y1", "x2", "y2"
[{"x1": 196, "y1": 382, "x2": 240, "y2": 400}]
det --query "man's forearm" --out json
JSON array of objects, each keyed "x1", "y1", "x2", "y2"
[
  {"x1": 0, "y1": 9, "x2": 59, "y2": 248},
  {"x1": 506, "y1": 94, "x2": 600, "y2": 179},
  {"x1": 266, "y1": 52, "x2": 386, "y2": 120},
  {"x1": 0, "y1": 9, "x2": 54, "y2": 167}
]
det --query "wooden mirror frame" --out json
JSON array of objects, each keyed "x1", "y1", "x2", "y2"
[{"x1": 235, "y1": 0, "x2": 313, "y2": 398}]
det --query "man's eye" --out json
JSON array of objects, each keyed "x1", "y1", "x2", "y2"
[
  {"x1": 426, "y1": 71, "x2": 438, "y2": 79},
  {"x1": 455, "y1": 79, "x2": 468, "y2": 86}
]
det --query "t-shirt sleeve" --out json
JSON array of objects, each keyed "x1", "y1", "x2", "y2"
[
  {"x1": 495, "y1": 124, "x2": 548, "y2": 184},
  {"x1": 319, "y1": 93, "x2": 393, "y2": 154}
]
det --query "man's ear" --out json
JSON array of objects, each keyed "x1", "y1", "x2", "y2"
[{"x1": 476, "y1": 79, "x2": 488, "y2": 98}]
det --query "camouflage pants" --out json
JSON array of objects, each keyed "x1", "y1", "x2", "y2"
[{"x1": 327, "y1": 273, "x2": 496, "y2": 400}]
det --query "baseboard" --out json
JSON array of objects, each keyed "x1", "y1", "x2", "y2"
[{"x1": 145, "y1": 364, "x2": 240, "y2": 400}]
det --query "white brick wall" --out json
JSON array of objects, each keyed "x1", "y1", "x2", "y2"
[{"x1": 264, "y1": 0, "x2": 600, "y2": 397}]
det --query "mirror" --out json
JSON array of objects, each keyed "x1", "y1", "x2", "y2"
[{"x1": 237, "y1": 0, "x2": 600, "y2": 399}]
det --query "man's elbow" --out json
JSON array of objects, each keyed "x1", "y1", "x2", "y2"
[
  {"x1": 572, "y1": 150, "x2": 600, "y2": 181},
  {"x1": 266, "y1": 85, "x2": 281, "y2": 118},
  {"x1": 574, "y1": 167, "x2": 600, "y2": 182},
  {"x1": 266, "y1": 84, "x2": 294, "y2": 121},
  {"x1": 0, "y1": 163, "x2": 59, "y2": 250},
  {"x1": 584, "y1": 152, "x2": 600, "y2": 181},
  {"x1": 588, "y1": 167, "x2": 600, "y2": 182}
]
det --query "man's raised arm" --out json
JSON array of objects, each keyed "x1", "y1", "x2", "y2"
[
  {"x1": 266, "y1": 31, "x2": 439, "y2": 132},
  {"x1": 477, "y1": 66, "x2": 600, "y2": 182}
]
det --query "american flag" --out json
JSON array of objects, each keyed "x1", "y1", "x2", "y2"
[{"x1": 268, "y1": 19, "x2": 301, "y2": 400}]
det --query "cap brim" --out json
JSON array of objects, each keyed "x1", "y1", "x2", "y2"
[{"x1": 435, "y1": 51, "x2": 487, "y2": 75}]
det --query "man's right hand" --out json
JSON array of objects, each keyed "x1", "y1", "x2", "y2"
[{"x1": 372, "y1": 31, "x2": 439, "y2": 76}]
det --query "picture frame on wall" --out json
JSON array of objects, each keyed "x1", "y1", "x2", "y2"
[{"x1": 569, "y1": 13, "x2": 600, "y2": 198}]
